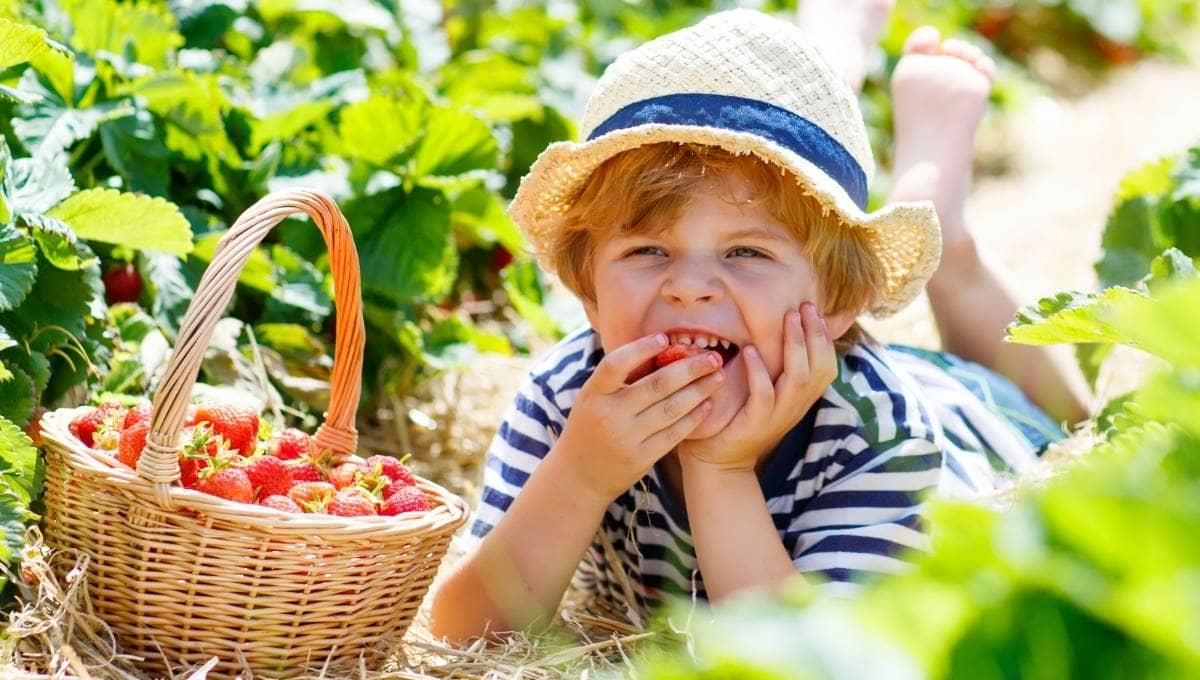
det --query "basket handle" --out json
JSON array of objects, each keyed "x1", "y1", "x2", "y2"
[{"x1": 139, "y1": 189, "x2": 365, "y2": 508}]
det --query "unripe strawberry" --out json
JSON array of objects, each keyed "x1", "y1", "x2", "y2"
[
  {"x1": 117, "y1": 421, "x2": 149, "y2": 469},
  {"x1": 240, "y1": 455, "x2": 293, "y2": 500},
  {"x1": 261, "y1": 494, "x2": 303, "y2": 513},
  {"x1": 327, "y1": 488, "x2": 377, "y2": 517},
  {"x1": 380, "y1": 486, "x2": 430, "y2": 515},
  {"x1": 272, "y1": 427, "x2": 311, "y2": 460},
  {"x1": 195, "y1": 468, "x2": 254, "y2": 503},
  {"x1": 193, "y1": 404, "x2": 260, "y2": 456}
]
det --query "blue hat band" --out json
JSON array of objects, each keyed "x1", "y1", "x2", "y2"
[{"x1": 586, "y1": 93, "x2": 869, "y2": 210}]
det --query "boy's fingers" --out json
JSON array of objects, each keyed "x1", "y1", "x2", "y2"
[
  {"x1": 641, "y1": 368, "x2": 723, "y2": 426},
  {"x1": 777, "y1": 308, "x2": 809, "y2": 391},
  {"x1": 643, "y1": 399, "x2": 712, "y2": 453},
  {"x1": 629, "y1": 350, "x2": 722, "y2": 410},
  {"x1": 742, "y1": 346, "x2": 775, "y2": 420},
  {"x1": 803, "y1": 304, "x2": 838, "y2": 385},
  {"x1": 593, "y1": 334, "x2": 669, "y2": 393}
]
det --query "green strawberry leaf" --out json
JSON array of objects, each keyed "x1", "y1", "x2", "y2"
[
  {"x1": 142, "y1": 252, "x2": 199, "y2": 339},
  {"x1": 253, "y1": 323, "x2": 327, "y2": 362},
  {"x1": 451, "y1": 184, "x2": 526, "y2": 255},
  {"x1": 352, "y1": 186, "x2": 457, "y2": 304},
  {"x1": 47, "y1": 188, "x2": 193, "y2": 256},
  {"x1": 98, "y1": 108, "x2": 171, "y2": 197},
  {"x1": 0, "y1": 223, "x2": 37, "y2": 312},
  {"x1": 1111, "y1": 277, "x2": 1200, "y2": 369},
  {"x1": 1006, "y1": 287, "x2": 1147, "y2": 347},
  {"x1": 412, "y1": 106, "x2": 499, "y2": 179},
  {"x1": 0, "y1": 414, "x2": 38, "y2": 569},
  {"x1": 0, "y1": 137, "x2": 11, "y2": 225},
  {"x1": 502, "y1": 260, "x2": 565, "y2": 340},
  {"x1": 0, "y1": 18, "x2": 52, "y2": 70},
  {"x1": 21, "y1": 213, "x2": 94, "y2": 271},
  {"x1": 62, "y1": 0, "x2": 183, "y2": 70},
  {"x1": 337, "y1": 95, "x2": 423, "y2": 168},
  {"x1": 0, "y1": 365, "x2": 34, "y2": 426},
  {"x1": 127, "y1": 71, "x2": 238, "y2": 163},
  {"x1": 6, "y1": 150, "x2": 75, "y2": 216},
  {"x1": 12, "y1": 69, "x2": 133, "y2": 157}
]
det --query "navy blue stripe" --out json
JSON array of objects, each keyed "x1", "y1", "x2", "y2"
[
  {"x1": 481, "y1": 486, "x2": 514, "y2": 512},
  {"x1": 797, "y1": 534, "x2": 909, "y2": 559},
  {"x1": 587, "y1": 93, "x2": 869, "y2": 210},
  {"x1": 499, "y1": 421, "x2": 549, "y2": 459},
  {"x1": 804, "y1": 490, "x2": 917, "y2": 512},
  {"x1": 815, "y1": 568, "x2": 857, "y2": 583},
  {"x1": 470, "y1": 520, "x2": 493, "y2": 538}
]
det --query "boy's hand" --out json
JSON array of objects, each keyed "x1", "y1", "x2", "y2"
[
  {"x1": 678, "y1": 303, "x2": 837, "y2": 473},
  {"x1": 553, "y1": 333, "x2": 725, "y2": 503}
]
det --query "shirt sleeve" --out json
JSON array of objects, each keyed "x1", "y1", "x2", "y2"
[
  {"x1": 787, "y1": 346, "x2": 945, "y2": 596},
  {"x1": 460, "y1": 370, "x2": 566, "y2": 549}
]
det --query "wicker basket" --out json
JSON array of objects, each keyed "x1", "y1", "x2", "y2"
[{"x1": 39, "y1": 189, "x2": 470, "y2": 678}]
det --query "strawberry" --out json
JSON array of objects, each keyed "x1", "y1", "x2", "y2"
[
  {"x1": 327, "y1": 488, "x2": 377, "y2": 517},
  {"x1": 195, "y1": 468, "x2": 254, "y2": 503},
  {"x1": 240, "y1": 455, "x2": 293, "y2": 500},
  {"x1": 103, "y1": 263, "x2": 142, "y2": 304},
  {"x1": 288, "y1": 481, "x2": 336, "y2": 512},
  {"x1": 178, "y1": 426, "x2": 219, "y2": 488},
  {"x1": 69, "y1": 402, "x2": 126, "y2": 448},
  {"x1": 365, "y1": 455, "x2": 415, "y2": 486},
  {"x1": 123, "y1": 403, "x2": 153, "y2": 431},
  {"x1": 380, "y1": 486, "x2": 431, "y2": 515},
  {"x1": 261, "y1": 494, "x2": 303, "y2": 513},
  {"x1": 654, "y1": 344, "x2": 707, "y2": 370},
  {"x1": 329, "y1": 461, "x2": 366, "y2": 490},
  {"x1": 117, "y1": 421, "x2": 150, "y2": 469},
  {"x1": 193, "y1": 404, "x2": 260, "y2": 456},
  {"x1": 179, "y1": 455, "x2": 207, "y2": 488},
  {"x1": 272, "y1": 427, "x2": 311, "y2": 460}
]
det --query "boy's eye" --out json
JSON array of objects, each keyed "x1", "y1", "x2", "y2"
[
  {"x1": 729, "y1": 246, "x2": 765, "y2": 258},
  {"x1": 628, "y1": 246, "x2": 666, "y2": 257}
]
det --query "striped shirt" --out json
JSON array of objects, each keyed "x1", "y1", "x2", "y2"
[{"x1": 464, "y1": 327, "x2": 1060, "y2": 608}]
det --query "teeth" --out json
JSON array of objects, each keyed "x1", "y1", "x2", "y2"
[
  {"x1": 720, "y1": 339, "x2": 730, "y2": 349},
  {"x1": 676, "y1": 335, "x2": 692, "y2": 345},
  {"x1": 695, "y1": 336, "x2": 709, "y2": 348}
]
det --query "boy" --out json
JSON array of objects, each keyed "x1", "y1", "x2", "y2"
[{"x1": 430, "y1": 8, "x2": 1089, "y2": 642}]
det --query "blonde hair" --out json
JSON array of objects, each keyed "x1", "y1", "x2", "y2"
[{"x1": 535, "y1": 143, "x2": 885, "y2": 352}]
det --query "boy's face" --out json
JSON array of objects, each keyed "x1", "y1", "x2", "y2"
[{"x1": 583, "y1": 175, "x2": 855, "y2": 441}]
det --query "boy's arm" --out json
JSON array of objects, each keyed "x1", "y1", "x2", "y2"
[
  {"x1": 679, "y1": 461, "x2": 797, "y2": 601},
  {"x1": 430, "y1": 446, "x2": 612, "y2": 643}
]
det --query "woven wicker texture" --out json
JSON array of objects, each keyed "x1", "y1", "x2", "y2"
[
  {"x1": 40, "y1": 189, "x2": 469, "y2": 679},
  {"x1": 508, "y1": 9, "x2": 943, "y2": 318}
]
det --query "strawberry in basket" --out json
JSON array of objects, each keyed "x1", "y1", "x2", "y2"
[{"x1": 69, "y1": 401, "x2": 126, "y2": 449}]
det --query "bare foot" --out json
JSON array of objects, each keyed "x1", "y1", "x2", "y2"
[
  {"x1": 888, "y1": 26, "x2": 996, "y2": 256},
  {"x1": 797, "y1": 0, "x2": 895, "y2": 93}
]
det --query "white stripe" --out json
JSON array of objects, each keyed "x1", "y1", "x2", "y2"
[
  {"x1": 828, "y1": 468, "x2": 941, "y2": 492},
  {"x1": 791, "y1": 523, "x2": 931, "y2": 554},
  {"x1": 794, "y1": 550, "x2": 913, "y2": 575},
  {"x1": 789, "y1": 504, "x2": 927, "y2": 533}
]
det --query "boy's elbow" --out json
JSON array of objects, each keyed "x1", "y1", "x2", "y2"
[{"x1": 427, "y1": 563, "x2": 508, "y2": 646}]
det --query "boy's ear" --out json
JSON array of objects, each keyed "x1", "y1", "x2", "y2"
[
  {"x1": 823, "y1": 307, "x2": 858, "y2": 340},
  {"x1": 581, "y1": 296, "x2": 600, "y2": 329}
]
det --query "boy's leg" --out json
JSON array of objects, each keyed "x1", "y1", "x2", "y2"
[
  {"x1": 887, "y1": 27, "x2": 1091, "y2": 426},
  {"x1": 796, "y1": 0, "x2": 895, "y2": 92}
]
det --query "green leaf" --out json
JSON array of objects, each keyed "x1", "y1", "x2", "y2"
[
  {"x1": 1096, "y1": 199, "x2": 1158, "y2": 289},
  {"x1": 423, "y1": 315, "x2": 512, "y2": 369},
  {"x1": 21, "y1": 213, "x2": 93, "y2": 271},
  {"x1": 253, "y1": 323, "x2": 326, "y2": 362},
  {"x1": 502, "y1": 261, "x2": 565, "y2": 340},
  {"x1": 1110, "y1": 277, "x2": 1200, "y2": 368},
  {"x1": 98, "y1": 107, "x2": 171, "y2": 196},
  {"x1": 0, "y1": 223, "x2": 37, "y2": 312},
  {"x1": 0, "y1": 249, "x2": 101, "y2": 356},
  {"x1": 128, "y1": 71, "x2": 238, "y2": 163},
  {"x1": 412, "y1": 106, "x2": 499, "y2": 179},
  {"x1": 0, "y1": 136, "x2": 10, "y2": 225},
  {"x1": 251, "y1": 99, "x2": 335, "y2": 154},
  {"x1": 0, "y1": 365, "x2": 33, "y2": 425},
  {"x1": 6, "y1": 150, "x2": 75, "y2": 216},
  {"x1": 0, "y1": 414, "x2": 37, "y2": 566},
  {"x1": 12, "y1": 70, "x2": 133, "y2": 156},
  {"x1": 264, "y1": 243, "x2": 331, "y2": 321},
  {"x1": 354, "y1": 187, "x2": 457, "y2": 303},
  {"x1": 451, "y1": 184, "x2": 526, "y2": 254},
  {"x1": 142, "y1": 253, "x2": 198, "y2": 338},
  {"x1": 1113, "y1": 154, "x2": 1175, "y2": 204},
  {"x1": 1143, "y1": 247, "x2": 1197, "y2": 292},
  {"x1": 337, "y1": 95, "x2": 423, "y2": 167},
  {"x1": 47, "y1": 188, "x2": 192, "y2": 256},
  {"x1": 0, "y1": 18, "x2": 51, "y2": 70},
  {"x1": 1006, "y1": 288, "x2": 1147, "y2": 347},
  {"x1": 61, "y1": 0, "x2": 183, "y2": 70},
  {"x1": 1075, "y1": 343, "x2": 1114, "y2": 390}
]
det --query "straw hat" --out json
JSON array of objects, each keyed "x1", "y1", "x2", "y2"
[{"x1": 508, "y1": 8, "x2": 942, "y2": 318}]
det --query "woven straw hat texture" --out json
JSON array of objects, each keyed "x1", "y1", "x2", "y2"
[
  {"x1": 509, "y1": 9, "x2": 942, "y2": 317},
  {"x1": 39, "y1": 189, "x2": 468, "y2": 679}
]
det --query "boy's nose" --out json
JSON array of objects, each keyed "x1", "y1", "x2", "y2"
[{"x1": 661, "y1": 261, "x2": 724, "y2": 305}]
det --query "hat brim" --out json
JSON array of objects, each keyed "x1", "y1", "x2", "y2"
[{"x1": 508, "y1": 124, "x2": 942, "y2": 318}]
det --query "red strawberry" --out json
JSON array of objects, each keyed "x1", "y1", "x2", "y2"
[
  {"x1": 288, "y1": 481, "x2": 336, "y2": 512},
  {"x1": 117, "y1": 421, "x2": 150, "y2": 469},
  {"x1": 103, "y1": 263, "x2": 142, "y2": 304},
  {"x1": 380, "y1": 486, "x2": 431, "y2": 515},
  {"x1": 240, "y1": 455, "x2": 293, "y2": 500},
  {"x1": 365, "y1": 455, "x2": 415, "y2": 486},
  {"x1": 654, "y1": 344, "x2": 707, "y2": 370},
  {"x1": 193, "y1": 404, "x2": 260, "y2": 456},
  {"x1": 329, "y1": 461, "x2": 366, "y2": 489},
  {"x1": 490, "y1": 244, "x2": 514, "y2": 272},
  {"x1": 179, "y1": 455, "x2": 208, "y2": 488},
  {"x1": 195, "y1": 468, "x2": 254, "y2": 503},
  {"x1": 285, "y1": 458, "x2": 324, "y2": 483},
  {"x1": 261, "y1": 494, "x2": 303, "y2": 513},
  {"x1": 272, "y1": 427, "x2": 311, "y2": 460},
  {"x1": 123, "y1": 404, "x2": 153, "y2": 431},
  {"x1": 327, "y1": 488, "x2": 377, "y2": 517},
  {"x1": 69, "y1": 402, "x2": 126, "y2": 448}
]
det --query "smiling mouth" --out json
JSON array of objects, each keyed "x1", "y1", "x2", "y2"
[{"x1": 664, "y1": 332, "x2": 741, "y2": 366}]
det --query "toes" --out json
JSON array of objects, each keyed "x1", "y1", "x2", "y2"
[
  {"x1": 941, "y1": 38, "x2": 997, "y2": 81},
  {"x1": 902, "y1": 26, "x2": 941, "y2": 55}
]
